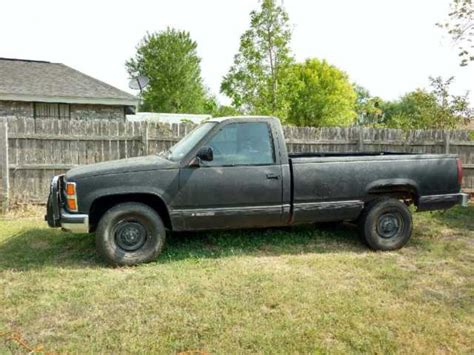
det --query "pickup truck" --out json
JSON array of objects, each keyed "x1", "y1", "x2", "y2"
[{"x1": 46, "y1": 116, "x2": 469, "y2": 265}]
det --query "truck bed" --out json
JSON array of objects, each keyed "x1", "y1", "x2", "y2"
[{"x1": 288, "y1": 153, "x2": 461, "y2": 224}]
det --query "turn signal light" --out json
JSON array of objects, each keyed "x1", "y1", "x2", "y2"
[
  {"x1": 67, "y1": 198, "x2": 77, "y2": 211},
  {"x1": 65, "y1": 182, "x2": 76, "y2": 196},
  {"x1": 64, "y1": 182, "x2": 78, "y2": 212}
]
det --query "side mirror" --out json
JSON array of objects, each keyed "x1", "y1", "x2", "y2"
[{"x1": 196, "y1": 146, "x2": 213, "y2": 162}]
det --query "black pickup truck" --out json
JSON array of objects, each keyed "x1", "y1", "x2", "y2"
[{"x1": 46, "y1": 116, "x2": 469, "y2": 265}]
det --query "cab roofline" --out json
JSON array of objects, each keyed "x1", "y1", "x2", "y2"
[{"x1": 208, "y1": 115, "x2": 276, "y2": 123}]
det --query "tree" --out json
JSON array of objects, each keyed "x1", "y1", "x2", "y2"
[
  {"x1": 438, "y1": 0, "x2": 474, "y2": 66},
  {"x1": 220, "y1": 0, "x2": 294, "y2": 118},
  {"x1": 126, "y1": 28, "x2": 208, "y2": 113},
  {"x1": 354, "y1": 85, "x2": 385, "y2": 126},
  {"x1": 286, "y1": 59, "x2": 357, "y2": 127},
  {"x1": 384, "y1": 90, "x2": 442, "y2": 129},
  {"x1": 203, "y1": 95, "x2": 241, "y2": 117},
  {"x1": 384, "y1": 77, "x2": 471, "y2": 129}
]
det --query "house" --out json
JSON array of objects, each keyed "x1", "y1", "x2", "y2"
[{"x1": 0, "y1": 57, "x2": 138, "y2": 120}]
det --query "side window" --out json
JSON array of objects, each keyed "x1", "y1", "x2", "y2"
[{"x1": 205, "y1": 122, "x2": 275, "y2": 166}]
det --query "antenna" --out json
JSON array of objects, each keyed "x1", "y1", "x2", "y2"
[{"x1": 128, "y1": 75, "x2": 149, "y2": 94}]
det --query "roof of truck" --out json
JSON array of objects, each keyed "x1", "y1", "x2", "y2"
[{"x1": 208, "y1": 116, "x2": 276, "y2": 123}]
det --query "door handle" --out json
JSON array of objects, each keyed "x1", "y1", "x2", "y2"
[{"x1": 266, "y1": 173, "x2": 280, "y2": 180}]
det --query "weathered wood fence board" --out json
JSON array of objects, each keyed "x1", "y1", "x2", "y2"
[
  {"x1": 0, "y1": 117, "x2": 473, "y2": 211},
  {"x1": 0, "y1": 120, "x2": 9, "y2": 213}
]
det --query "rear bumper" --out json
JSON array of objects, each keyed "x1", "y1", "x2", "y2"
[
  {"x1": 45, "y1": 175, "x2": 89, "y2": 234},
  {"x1": 417, "y1": 192, "x2": 469, "y2": 212}
]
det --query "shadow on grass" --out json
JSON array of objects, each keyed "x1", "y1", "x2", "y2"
[
  {"x1": 0, "y1": 228, "x2": 99, "y2": 270},
  {"x1": 162, "y1": 222, "x2": 366, "y2": 263},
  {"x1": 427, "y1": 206, "x2": 474, "y2": 232},
  {"x1": 0, "y1": 222, "x2": 366, "y2": 270}
]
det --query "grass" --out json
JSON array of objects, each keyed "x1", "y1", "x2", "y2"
[{"x1": 0, "y1": 206, "x2": 473, "y2": 354}]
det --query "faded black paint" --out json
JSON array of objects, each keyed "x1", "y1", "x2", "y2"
[{"x1": 47, "y1": 116, "x2": 466, "y2": 232}]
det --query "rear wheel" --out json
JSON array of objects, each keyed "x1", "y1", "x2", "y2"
[
  {"x1": 96, "y1": 202, "x2": 166, "y2": 266},
  {"x1": 359, "y1": 198, "x2": 413, "y2": 251}
]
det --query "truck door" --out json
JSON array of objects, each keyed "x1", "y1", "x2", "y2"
[{"x1": 174, "y1": 121, "x2": 285, "y2": 230}]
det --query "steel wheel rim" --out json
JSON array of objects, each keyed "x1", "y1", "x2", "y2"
[
  {"x1": 376, "y1": 212, "x2": 403, "y2": 239},
  {"x1": 114, "y1": 220, "x2": 148, "y2": 252}
]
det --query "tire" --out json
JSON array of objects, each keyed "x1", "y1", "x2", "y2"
[
  {"x1": 96, "y1": 202, "x2": 166, "y2": 266},
  {"x1": 359, "y1": 198, "x2": 413, "y2": 251}
]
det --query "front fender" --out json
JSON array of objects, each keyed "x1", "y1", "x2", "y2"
[{"x1": 75, "y1": 169, "x2": 180, "y2": 213}]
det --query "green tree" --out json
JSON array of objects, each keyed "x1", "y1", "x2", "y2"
[
  {"x1": 212, "y1": 105, "x2": 241, "y2": 118},
  {"x1": 220, "y1": 0, "x2": 294, "y2": 118},
  {"x1": 438, "y1": 0, "x2": 474, "y2": 66},
  {"x1": 286, "y1": 59, "x2": 357, "y2": 127},
  {"x1": 203, "y1": 95, "x2": 241, "y2": 117},
  {"x1": 354, "y1": 85, "x2": 385, "y2": 126},
  {"x1": 384, "y1": 77, "x2": 471, "y2": 129},
  {"x1": 384, "y1": 90, "x2": 441, "y2": 129},
  {"x1": 126, "y1": 28, "x2": 208, "y2": 113}
]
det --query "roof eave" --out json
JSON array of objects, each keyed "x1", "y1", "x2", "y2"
[{"x1": 0, "y1": 93, "x2": 139, "y2": 107}]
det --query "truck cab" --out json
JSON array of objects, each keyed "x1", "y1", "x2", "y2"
[{"x1": 167, "y1": 116, "x2": 291, "y2": 230}]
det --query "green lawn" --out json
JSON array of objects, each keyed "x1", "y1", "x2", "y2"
[{"x1": 0, "y1": 206, "x2": 473, "y2": 353}]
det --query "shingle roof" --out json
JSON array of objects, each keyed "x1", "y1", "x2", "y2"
[{"x1": 0, "y1": 58, "x2": 138, "y2": 106}]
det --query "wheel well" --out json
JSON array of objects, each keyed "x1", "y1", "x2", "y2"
[
  {"x1": 89, "y1": 193, "x2": 172, "y2": 232},
  {"x1": 367, "y1": 185, "x2": 419, "y2": 205}
]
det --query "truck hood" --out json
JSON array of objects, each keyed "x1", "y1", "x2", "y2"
[{"x1": 65, "y1": 155, "x2": 178, "y2": 180}]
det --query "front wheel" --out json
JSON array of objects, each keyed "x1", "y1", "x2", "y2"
[
  {"x1": 359, "y1": 198, "x2": 413, "y2": 251},
  {"x1": 96, "y1": 202, "x2": 166, "y2": 266}
]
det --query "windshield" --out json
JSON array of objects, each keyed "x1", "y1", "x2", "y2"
[{"x1": 163, "y1": 122, "x2": 217, "y2": 161}]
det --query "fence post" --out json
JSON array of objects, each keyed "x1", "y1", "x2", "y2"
[
  {"x1": 358, "y1": 127, "x2": 364, "y2": 152},
  {"x1": 0, "y1": 119, "x2": 9, "y2": 214},
  {"x1": 444, "y1": 130, "x2": 450, "y2": 154},
  {"x1": 142, "y1": 121, "x2": 149, "y2": 155}
]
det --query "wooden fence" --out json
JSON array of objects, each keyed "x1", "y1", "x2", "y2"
[{"x1": 0, "y1": 117, "x2": 473, "y2": 212}]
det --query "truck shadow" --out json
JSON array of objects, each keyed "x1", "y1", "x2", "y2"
[
  {"x1": 0, "y1": 223, "x2": 366, "y2": 271},
  {"x1": 164, "y1": 223, "x2": 366, "y2": 263},
  {"x1": 428, "y1": 206, "x2": 473, "y2": 231},
  {"x1": 0, "y1": 227, "x2": 98, "y2": 271}
]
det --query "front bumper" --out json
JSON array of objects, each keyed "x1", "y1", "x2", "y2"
[
  {"x1": 60, "y1": 210, "x2": 89, "y2": 233},
  {"x1": 45, "y1": 175, "x2": 89, "y2": 234}
]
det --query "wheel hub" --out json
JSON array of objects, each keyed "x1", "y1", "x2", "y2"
[
  {"x1": 377, "y1": 213, "x2": 402, "y2": 239},
  {"x1": 115, "y1": 221, "x2": 147, "y2": 251}
]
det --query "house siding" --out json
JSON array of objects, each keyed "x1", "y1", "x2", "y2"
[
  {"x1": 0, "y1": 100, "x2": 34, "y2": 118},
  {"x1": 70, "y1": 104, "x2": 125, "y2": 120},
  {"x1": 0, "y1": 100, "x2": 125, "y2": 120}
]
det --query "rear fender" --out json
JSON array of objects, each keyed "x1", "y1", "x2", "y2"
[{"x1": 366, "y1": 179, "x2": 419, "y2": 202}]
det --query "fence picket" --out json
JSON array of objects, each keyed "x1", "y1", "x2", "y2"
[
  {"x1": 0, "y1": 120, "x2": 9, "y2": 213},
  {"x1": 0, "y1": 117, "x2": 472, "y2": 207}
]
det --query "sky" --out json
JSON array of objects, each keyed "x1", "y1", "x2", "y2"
[{"x1": 1, "y1": 0, "x2": 473, "y2": 105}]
